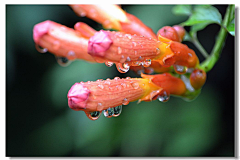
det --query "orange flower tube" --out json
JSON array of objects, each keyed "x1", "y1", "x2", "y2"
[
  {"x1": 33, "y1": 20, "x2": 96, "y2": 63},
  {"x1": 67, "y1": 73, "x2": 186, "y2": 120},
  {"x1": 69, "y1": 4, "x2": 157, "y2": 39}
]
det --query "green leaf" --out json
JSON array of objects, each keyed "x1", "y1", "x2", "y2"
[
  {"x1": 172, "y1": 5, "x2": 192, "y2": 16},
  {"x1": 227, "y1": 18, "x2": 235, "y2": 36},
  {"x1": 182, "y1": 5, "x2": 222, "y2": 26}
]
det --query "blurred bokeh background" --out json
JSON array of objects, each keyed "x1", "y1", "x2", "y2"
[{"x1": 6, "y1": 5, "x2": 234, "y2": 157}]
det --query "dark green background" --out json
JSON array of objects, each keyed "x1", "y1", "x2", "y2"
[{"x1": 6, "y1": 5, "x2": 235, "y2": 157}]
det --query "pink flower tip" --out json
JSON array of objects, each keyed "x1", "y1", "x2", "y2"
[
  {"x1": 67, "y1": 83, "x2": 90, "y2": 110},
  {"x1": 87, "y1": 30, "x2": 113, "y2": 57},
  {"x1": 33, "y1": 20, "x2": 51, "y2": 44}
]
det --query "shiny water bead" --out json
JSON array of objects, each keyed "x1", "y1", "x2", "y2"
[
  {"x1": 103, "y1": 107, "x2": 114, "y2": 118},
  {"x1": 55, "y1": 56, "x2": 72, "y2": 67},
  {"x1": 105, "y1": 61, "x2": 114, "y2": 67},
  {"x1": 122, "y1": 98, "x2": 129, "y2": 105},
  {"x1": 112, "y1": 105, "x2": 122, "y2": 117},
  {"x1": 157, "y1": 90, "x2": 170, "y2": 102},
  {"x1": 86, "y1": 111, "x2": 101, "y2": 120},
  {"x1": 173, "y1": 64, "x2": 188, "y2": 74},
  {"x1": 67, "y1": 50, "x2": 77, "y2": 59},
  {"x1": 97, "y1": 84, "x2": 104, "y2": 89},
  {"x1": 131, "y1": 82, "x2": 139, "y2": 89},
  {"x1": 116, "y1": 63, "x2": 130, "y2": 73},
  {"x1": 142, "y1": 59, "x2": 151, "y2": 67},
  {"x1": 35, "y1": 44, "x2": 48, "y2": 53},
  {"x1": 117, "y1": 47, "x2": 122, "y2": 54},
  {"x1": 114, "y1": 77, "x2": 120, "y2": 80}
]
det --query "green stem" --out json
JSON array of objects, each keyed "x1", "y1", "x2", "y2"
[
  {"x1": 191, "y1": 33, "x2": 209, "y2": 58},
  {"x1": 199, "y1": 5, "x2": 234, "y2": 72}
]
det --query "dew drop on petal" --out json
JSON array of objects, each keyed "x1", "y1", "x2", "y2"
[
  {"x1": 132, "y1": 42, "x2": 137, "y2": 47},
  {"x1": 173, "y1": 64, "x2": 188, "y2": 74},
  {"x1": 85, "y1": 111, "x2": 101, "y2": 120},
  {"x1": 97, "y1": 102, "x2": 104, "y2": 110},
  {"x1": 120, "y1": 55, "x2": 126, "y2": 63},
  {"x1": 126, "y1": 77, "x2": 131, "y2": 80},
  {"x1": 157, "y1": 90, "x2": 170, "y2": 102},
  {"x1": 138, "y1": 56, "x2": 144, "y2": 61},
  {"x1": 117, "y1": 47, "x2": 122, "y2": 54},
  {"x1": 97, "y1": 84, "x2": 104, "y2": 89},
  {"x1": 105, "y1": 61, "x2": 114, "y2": 67},
  {"x1": 114, "y1": 77, "x2": 120, "y2": 80},
  {"x1": 131, "y1": 82, "x2": 139, "y2": 89},
  {"x1": 126, "y1": 57, "x2": 131, "y2": 62},
  {"x1": 134, "y1": 50, "x2": 138, "y2": 55},
  {"x1": 53, "y1": 41, "x2": 60, "y2": 50},
  {"x1": 116, "y1": 63, "x2": 130, "y2": 73},
  {"x1": 103, "y1": 107, "x2": 114, "y2": 118},
  {"x1": 156, "y1": 48, "x2": 160, "y2": 55},
  {"x1": 55, "y1": 56, "x2": 72, "y2": 67},
  {"x1": 113, "y1": 105, "x2": 122, "y2": 117},
  {"x1": 122, "y1": 98, "x2": 129, "y2": 105},
  {"x1": 35, "y1": 44, "x2": 48, "y2": 53},
  {"x1": 142, "y1": 59, "x2": 151, "y2": 67},
  {"x1": 80, "y1": 12, "x2": 86, "y2": 17},
  {"x1": 67, "y1": 50, "x2": 76, "y2": 59}
]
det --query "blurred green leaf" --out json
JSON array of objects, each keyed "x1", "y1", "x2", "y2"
[
  {"x1": 172, "y1": 5, "x2": 192, "y2": 16},
  {"x1": 182, "y1": 31, "x2": 192, "y2": 42},
  {"x1": 226, "y1": 19, "x2": 235, "y2": 36},
  {"x1": 182, "y1": 5, "x2": 222, "y2": 26}
]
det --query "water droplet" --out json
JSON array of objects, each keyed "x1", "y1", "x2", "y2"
[
  {"x1": 131, "y1": 82, "x2": 139, "y2": 89},
  {"x1": 126, "y1": 77, "x2": 131, "y2": 80},
  {"x1": 188, "y1": 53, "x2": 192, "y2": 57},
  {"x1": 97, "y1": 84, "x2": 104, "y2": 89},
  {"x1": 114, "y1": 77, "x2": 120, "y2": 80},
  {"x1": 132, "y1": 61, "x2": 141, "y2": 66},
  {"x1": 134, "y1": 50, "x2": 138, "y2": 55},
  {"x1": 117, "y1": 47, "x2": 122, "y2": 54},
  {"x1": 122, "y1": 98, "x2": 129, "y2": 105},
  {"x1": 85, "y1": 111, "x2": 101, "y2": 120},
  {"x1": 157, "y1": 90, "x2": 170, "y2": 102},
  {"x1": 138, "y1": 56, "x2": 144, "y2": 61},
  {"x1": 112, "y1": 105, "x2": 122, "y2": 117},
  {"x1": 119, "y1": 55, "x2": 126, "y2": 63},
  {"x1": 97, "y1": 103, "x2": 104, "y2": 110},
  {"x1": 142, "y1": 59, "x2": 151, "y2": 67},
  {"x1": 35, "y1": 44, "x2": 48, "y2": 53},
  {"x1": 80, "y1": 12, "x2": 86, "y2": 17},
  {"x1": 121, "y1": 83, "x2": 126, "y2": 88},
  {"x1": 156, "y1": 48, "x2": 160, "y2": 55},
  {"x1": 132, "y1": 42, "x2": 137, "y2": 47},
  {"x1": 67, "y1": 50, "x2": 76, "y2": 59},
  {"x1": 53, "y1": 41, "x2": 60, "y2": 50},
  {"x1": 126, "y1": 34, "x2": 132, "y2": 39},
  {"x1": 55, "y1": 56, "x2": 72, "y2": 67},
  {"x1": 173, "y1": 64, "x2": 188, "y2": 74},
  {"x1": 126, "y1": 57, "x2": 131, "y2": 62},
  {"x1": 105, "y1": 61, "x2": 114, "y2": 67},
  {"x1": 97, "y1": 79, "x2": 103, "y2": 82},
  {"x1": 116, "y1": 63, "x2": 130, "y2": 73},
  {"x1": 103, "y1": 107, "x2": 114, "y2": 118}
]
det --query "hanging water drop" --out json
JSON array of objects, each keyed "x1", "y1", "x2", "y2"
[
  {"x1": 113, "y1": 105, "x2": 122, "y2": 117},
  {"x1": 119, "y1": 55, "x2": 126, "y2": 63},
  {"x1": 67, "y1": 50, "x2": 76, "y2": 60},
  {"x1": 142, "y1": 59, "x2": 151, "y2": 67},
  {"x1": 85, "y1": 111, "x2": 101, "y2": 120},
  {"x1": 157, "y1": 90, "x2": 170, "y2": 102},
  {"x1": 105, "y1": 61, "x2": 114, "y2": 67},
  {"x1": 173, "y1": 64, "x2": 188, "y2": 74},
  {"x1": 103, "y1": 107, "x2": 114, "y2": 118},
  {"x1": 122, "y1": 98, "x2": 129, "y2": 105},
  {"x1": 35, "y1": 44, "x2": 48, "y2": 53},
  {"x1": 116, "y1": 63, "x2": 130, "y2": 73},
  {"x1": 126, "y1": 57, "x2": 131, "y2": 62},
  {"x1": 55, "y1": 56, "x2": 72, "y2": 67}
]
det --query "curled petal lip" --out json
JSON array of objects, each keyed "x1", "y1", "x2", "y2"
[
  {"x1": 67, "y1": 83, "x2": 90, "y2": 110},
  {"x1": 87, "y1": 30, "x2": 113, "y2": 57},
  {"x1": 33, "y1": 20, "x2": 51, "y2": 44}
]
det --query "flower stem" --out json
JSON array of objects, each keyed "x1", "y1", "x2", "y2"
[
  {"x1": 191, "y1": 33, "x2": 209, "y2": 58},
  {"x1": 199, "y1": 5, "x2": 234, "y2": 72}
]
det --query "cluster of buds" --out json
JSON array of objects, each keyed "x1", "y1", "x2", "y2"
[{"x1": 33, "y1": 5, "x2": 207, "y2": 120}]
